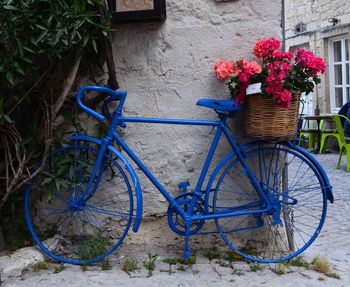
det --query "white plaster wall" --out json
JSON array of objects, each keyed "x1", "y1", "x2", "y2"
[{"x1": 111, "y1": 0, "x2": 281, "y2": 217}]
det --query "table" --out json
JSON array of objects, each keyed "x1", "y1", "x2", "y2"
[{"x1": 302, "y1": 114, "x2": 335, "y2": 153}]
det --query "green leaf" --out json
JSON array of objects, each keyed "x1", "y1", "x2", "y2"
[
  {"x1": 3, "y1": 4, "x2": 18, "y2": 10},
  {"x1": 314, "y1": 77, "x2": 321, "y2": 84},
  {"x1": 69, "y1": 165, "x2": 74, "y2": 178},
  {"x1": 21, "y1": 57, "x2": 34, "y2": 64},
  {"x1": 6, "y1": 72, "x2": 14, "y2": 85},
  {"x1": 13, "y1": 62, "x2": 25, "y2": 76},
  {"x1": 41, "y1": 177, "x2": 52, "y2": 186},
  {"x1": 47, "y1": 187, "x2": 53, "y2": 203},
  {"x1": 23, "y1": 46, "x2": 36, "y2": 53},
  {"x1": 57, "y1": 157, "x2": 73, "y2": 165},
  {"x1": 21, "y1": 137, "x2": 33, "y2": 145},
  {"x1": 35, "y1": 24, "x2": 47, "y2": 30},
  {"x1": 3, "y1": 114, "x2": 12, "y2": 123},
  {"x1": 82, "y1": 34, "x2": 90, "y2": 47},
  {"x1": 56, "y1": 165, "x2": 66, "y2": 177},
  {"x1": 55, "y1": 179, "x2": 61, "y2": 192},
  {"x1": 47, "y1": 15, "x2": 54, "y2": 24},
  {"x1": 15, "y1": 38, "x2": 24, "y2": 56},
  {"x1": 92, "y1": 39, "x2": 97, "y2": 53},
  {"x1": 60, "y1": 180, "x2": 68, "y2": 188},
  {"x1": 35, "y1": 30, "x2": 48, "y2": 44}
]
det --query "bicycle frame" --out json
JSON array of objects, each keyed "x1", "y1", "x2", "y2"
[
  {"x1": 77, "y1": 87, "x2": 273, "y2": 223},
  {"x1": 76, "y1": 86, "x2": 335, "y2": 225},
  {"x1": 114, "y1": 116, "x2": 274, "y2": 221}
]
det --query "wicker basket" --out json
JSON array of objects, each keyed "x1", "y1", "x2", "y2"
[{"x1": 244, "y1": 93, "x2": 301, "y2": 141}]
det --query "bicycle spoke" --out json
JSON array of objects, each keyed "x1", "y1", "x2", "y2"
[
  {"x1": 213, "y1": 143, "x2": 327, "y2": 263},
  {"x1": 26, "y1": 144, "x2": 134, "y2": 265}
]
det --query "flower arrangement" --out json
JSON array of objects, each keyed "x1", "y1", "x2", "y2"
[{"x1": 214, "y1": 38, "x2": 326, "y2": 108}]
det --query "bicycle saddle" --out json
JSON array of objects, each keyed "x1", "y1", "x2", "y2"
[{"x1": 196, "y1": 98, "x2": 242, "y2": 112}]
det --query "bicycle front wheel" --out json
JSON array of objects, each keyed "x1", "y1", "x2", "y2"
[
  {"x1": 25, "y1": 143, "x2": 134, "y2": 265},
  {"x1": 212, "y1": 143, "x2": 327, "y2": 263}
]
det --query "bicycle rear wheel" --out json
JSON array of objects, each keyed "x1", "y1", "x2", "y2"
[
  {"x1": 25, "y1": 142, "x2": 134, "y2": 265},
  {"x1": 212, "y1": 143, "x2": 327, "y2": 263}
]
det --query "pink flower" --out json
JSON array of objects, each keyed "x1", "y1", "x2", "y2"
[
  {"x1": 295, "y1": 49, "x2": 314, "y2": 65},
  {"x1": 308, "y1": 57, "x2": 326, "y2": 75},
  {"x1": 265, "y1": 59, "x2": 292, "y2": 99},
  {"x1": 295, "y1": 48, "x2": 326, "y2": 76},
  {"x1": 239, "y1": 72, "x2": 250, "y2": 83},
  {"x1": 253, "y1": 38, "x2": 281, "y2": 59},
  {"x1": 213, "y1": 38, "x2": 325, "y2": 109},
  {"x1": 273, "y1": 89, "x2": 292, "y2": 108},
  {"x1": 238, "y1": 59, "x2": 262, "y2": 82},
  {"x1": 214, "y1": 60, "x2": 235, "y2": 80},
  {"x1": 243, "y1": 60, "x2": 262, "y2": 74},
  {"x1": 272, "y1": 51, "x2": 293, "y2": 61},
  {"x1": 229, "y1": 60, "x2": 263, "y2": 104}
]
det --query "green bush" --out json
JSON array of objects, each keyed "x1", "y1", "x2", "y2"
[
  {"x1": 0, "y1": 0, "x2": 109, "y2": 103},
  {"x1": 0, "y1": 0, "x2": 117, "y2": 248}
]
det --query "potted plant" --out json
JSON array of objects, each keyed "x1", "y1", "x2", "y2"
[{"x1": 214, "y1": 38, "x2": 326, "y2": 141}]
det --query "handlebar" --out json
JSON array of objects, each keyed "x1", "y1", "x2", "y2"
[{"x1": 76, "y1": 86, "x2": 127, "y2": 122}]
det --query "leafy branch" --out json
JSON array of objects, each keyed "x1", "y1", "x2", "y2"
[{"x1": 0, "y1": 0, "x2": 118, "y2": 215}]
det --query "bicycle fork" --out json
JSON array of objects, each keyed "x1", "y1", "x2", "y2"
[{"x1": 78, "y1": 138, "x2": 110, "y2": 203}]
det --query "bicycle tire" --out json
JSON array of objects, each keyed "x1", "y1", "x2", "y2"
[
  {"x1": 212, "y1": 142, "x2": 327, "y2": 263},
  {"x1": 25, "y1": 142, "x2": 134, "y2": 265}
]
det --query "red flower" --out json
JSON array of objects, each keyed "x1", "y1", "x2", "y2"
[
  {"x1": 239, "y1": 72, "x2": 250, "y2": 83},
  {"x1": 214, "y1": 60, "x2": 235, "y2": 80},
  {"x1": 243, "y1": 60, "x2": 262, "y2": 74},
  {"x1": 295, "y1": 49, "x2": 314, "y2": 65},
  {"x1": 274, "y1": 89, "x2": 292, "y2": 108},
  {"x1": 213, "y1": 37, "x2": 325, "y2": 109},
  {"x1": 254, "y1": 38, "x2": 280, "y2": 59},
  {"x1": 272, "y1": 51, "x2": 293, "y2": 61},
  {"x1": 263, "y1": 56, "x2": 294, "y2": 108},
  {"x1": 308, "y1": 57, "x2": 326, "y2": 75},
  {"x1": 295, "y1": 48, "x2": 326, "y2": 76}
]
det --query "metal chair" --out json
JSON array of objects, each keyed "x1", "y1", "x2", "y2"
[
  {"x1": 333, "y1": 114, "x2": 350, "y2": 172},
  {"x1": 298, "y1": 116, "x2": 318, "y2": 151},
  {"x1": 319, "y1": 118, "x2": 342, "y2": 154}
]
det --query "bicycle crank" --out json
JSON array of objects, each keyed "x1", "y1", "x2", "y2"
[{"x1": 167, "y1": 193, "x2": 205, "y2": 236}]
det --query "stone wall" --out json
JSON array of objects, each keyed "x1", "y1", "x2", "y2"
[
  {"x1": 285, "y1": 0, "x2": 350, "y2": 113},
  {"x1": 110, "y1": 0, "x2": 281, "y2": 218},
  {"x1": 286, "y1": 0, "x2": 350, "y2": 39}
]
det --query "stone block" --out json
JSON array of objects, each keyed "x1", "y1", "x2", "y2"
[{"x1": 0, "y1": 247, "x2": 45, "y2": 282}]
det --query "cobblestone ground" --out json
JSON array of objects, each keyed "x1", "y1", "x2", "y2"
[{"x1": 3, "y1": 153, "x2": 350, "y2": 287}]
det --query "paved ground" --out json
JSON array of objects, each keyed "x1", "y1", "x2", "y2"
[{"x1": 2, "y1": 153, "x2": 350, "y2": 287}]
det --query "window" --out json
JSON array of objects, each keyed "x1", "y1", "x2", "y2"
[
  {"x1": 289, "y1": 43, "x2": 314, "y2": 116},
  {"x1": 329, "y1": 36, "x2": 349, "y2": 112}
]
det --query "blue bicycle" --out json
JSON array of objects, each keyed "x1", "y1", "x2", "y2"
[{"x1": 25, "y1": 86, "x2": 333, "y2": 265}]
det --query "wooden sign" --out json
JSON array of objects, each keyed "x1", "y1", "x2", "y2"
[
  {"x1": 107, "y1": 0, "x2": 166, "y2": 22},
  {"x1": 117, "y1": 0, "x2": 154, "y2": 12}
]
